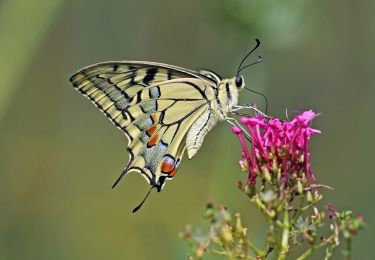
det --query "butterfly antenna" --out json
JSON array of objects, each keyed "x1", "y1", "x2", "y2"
[
  {"x1": 238, "y1": 56, "x2": 263, "y2": 74},
  {"x1": 132, "y1": 186, "x2": 155, "y2": 213},
  {"x1": 237, "y1": 39, "x2": 261, "y2": 76},
  {"x1": 243, "y1": 87, "x2": 269, "y2": 114}
]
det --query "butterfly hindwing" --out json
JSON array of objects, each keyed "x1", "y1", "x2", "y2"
[{"x1": 114, "y1": 79, "x2": 212, "y2": 189}]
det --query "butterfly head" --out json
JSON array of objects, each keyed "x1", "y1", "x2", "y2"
[
  {"x1": 234, "y1": 75, "x2": 245, "y2": 90},
  {"x1": 216, "y1": 76, "x2": 244, "y2": 113}
]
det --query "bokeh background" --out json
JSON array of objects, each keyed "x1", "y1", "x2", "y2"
[{"x1": 1, "y1": 0, "x2": 374, "y2": 259}]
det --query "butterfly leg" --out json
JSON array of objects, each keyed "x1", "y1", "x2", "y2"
[
  {"x1": 232, "y1": 104, "x2": 269, "y2": 118},
  {"x1": 225, "y1": 117, "x2": 251, "y2": 140}
]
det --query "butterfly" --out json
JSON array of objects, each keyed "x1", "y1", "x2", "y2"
[{"x1": 69, "y1": 39, "x2": 264, "y2": 211}]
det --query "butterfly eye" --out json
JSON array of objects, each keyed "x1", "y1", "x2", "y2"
[{"x1": 235, "y1": 76, "x2": 243, "y2": 88}]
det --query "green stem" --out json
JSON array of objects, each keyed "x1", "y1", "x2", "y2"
[
  {"x1": 267, "y1": 220, "x2": 277, "y2": 253},
  {"x1": 296, "y1": 238, "x2": 334, "y2": 260},
  {"x1": 278, "y1": 210, "x2": 289, "y2": 260},
  {"x1": 252, "y1": 196, "x2": 276, "y2": 219},
  {"x1": 247, "y1": 239, "x2": 262, "y2": 257},
  {"x1": 211, "y1": 249, "x2": 256, "y2": 260},
  {"x1": 343, "y1": 238, "x2": 351, "y2": 260},
  {"x1": 296, "y1": 247, "x2": 314, "y2": 260},
  {"x1": 324, "y1": 245, "x2": 337, "y2": 260}
]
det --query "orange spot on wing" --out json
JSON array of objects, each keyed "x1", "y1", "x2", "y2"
[
  {"x1": 147, "y1": 134, "x2": 158, "y2": 147},
  {"x1": 146, "y1": 125, "x2": 157, "y2": 137},
  {"x1": 161, "y1": 161, "x2": 173, "y2": 173},
  {"x1": 151, "y1": 113, "x2": 158, "y2": 123},
  {"x1": 169, "y1": 167, "x2": 178, "y2": 177}
]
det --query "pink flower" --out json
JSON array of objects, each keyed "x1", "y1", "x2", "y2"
[
  {"x1": 325, "y1": 203, "x2": 338, "y2": 220},
  {"x1": 232, "y1": 110, "x2": 320, "y2": 186}
]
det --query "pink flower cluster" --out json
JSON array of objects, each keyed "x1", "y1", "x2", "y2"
[{"x1": 232, "y1": 110, "x2": 321, "y2": 185}]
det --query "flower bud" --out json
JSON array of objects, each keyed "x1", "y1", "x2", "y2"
[
  {"x1": 297, "y1": 181, "x2": 303, "y2": 194},
  {"x1": 307, "y1": 191, "x2": 313, "y2": 203},
  {"x1": 196, "y1": 244, "x2": 206, "y2": 258},
  {"x1": 314, "y1": 190, "x2": 322, "y2": 202},
  {"x1": 239, "y1": 159, "x2": 248, "y2": 172},
  {"x1": 234, "y1": 213, "x2": 246, "y2": 235},
  {"x1": 263, "y1": 166, "x2": 272, "y2": 182},
  {"x1": 220, "y1": 224, "x2": 234, "y2": 245}
]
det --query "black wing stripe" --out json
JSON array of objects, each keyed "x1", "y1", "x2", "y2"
[
  {"x1": 182, "y1": 81, "x2": 209, "y2": 101},
  {"x1": 70, "y1": 61, "x2": 221, "y2": 86},
  {"x1": 143, "y1": 67, "x2": 158, "y2": 85},
  {"x1": 194, "y1": 110, "x2": 212, "y2": 146}
]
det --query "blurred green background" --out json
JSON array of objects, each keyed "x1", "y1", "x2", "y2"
[{"x1": 1, "y1": 0, "x2": 374, "y2": 259}]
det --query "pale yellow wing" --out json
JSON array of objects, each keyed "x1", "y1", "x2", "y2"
[{"x1": 70, "y1": 62, "x2": 217, "y2": 189}]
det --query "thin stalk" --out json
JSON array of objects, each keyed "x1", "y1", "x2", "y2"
[
  {"x1": 296, "y1": 238, "x2": 333, "y2": 260},
  {"x1": 344, "y1": 238, "x2": 352, "y2": 260},
  {"x1": 278, "y1": 210, "x2": 290, "y2": 260},
  {"x1": 247, "y1": 240, "x2": 262, "y2": 257},
  {"x1": 211, "y1": 249, "x2": 256, "y2": 260}
]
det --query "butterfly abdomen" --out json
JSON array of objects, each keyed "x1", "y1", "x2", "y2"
[{"x1": 186, "y1": 110, "x2": 219, "y2": 159}]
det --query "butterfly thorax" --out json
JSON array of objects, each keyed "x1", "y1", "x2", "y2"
[
  {"x1": 214, "y1": 77, "x2": 242, "y2": 119},
  {"x1": 185, "y1": 77, "x2": 243, "y2": 159}
]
